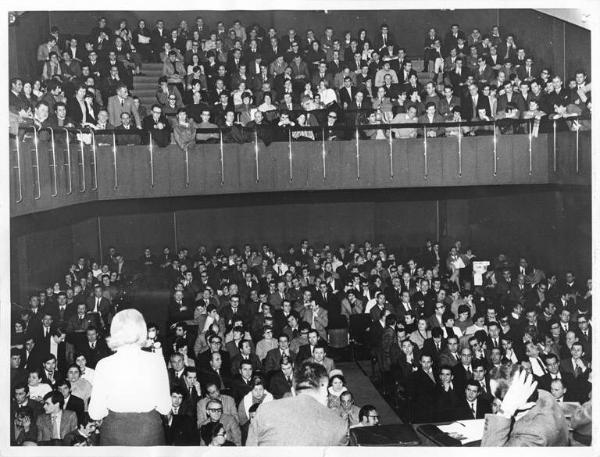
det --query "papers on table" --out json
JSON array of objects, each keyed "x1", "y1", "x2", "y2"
[{"x1": 437, "y1": 419, "x2": 485, "y2": 445}]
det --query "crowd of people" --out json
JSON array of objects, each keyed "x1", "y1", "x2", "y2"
[
  {"x1": 9, "y1": 16, "x2": 591, "y2": 149},
  {"x1": 10, "y1": 236, "x2": 593, "y2": 446}
]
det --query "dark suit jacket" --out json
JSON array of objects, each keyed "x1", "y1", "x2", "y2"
[
  {"x1": 339, "y1": 86, "x2": 358, "y2": 108},
  {"x1": 64, "y1": 395, "x2": 85, "y2": 425},
  {"x1": 263, "y1": 348, "x2": 297, "y2": 374},
  {"x1": 269, "y1": 370, "x2": 294, "y2": 399},
  {"x1": 85, "y1": 296, "x2": 111, "y2": 321},
  {"x1": 455, "y1": 397, "x2": 492, "y2": 420},
  {"x1": 407, "y1": 369, "x2": 438, "y2": 422},
  {"x1": 230, "y1": 353, "x2": 262, "y2": 377},
  {"x1": 76, "y1": 339, "x2": 111, "y2": 369},
  {"x1": 434, "y1": 385, "x2": 462, "y2": 421},
  {"x1": 452, "y1": 363, "x2": 473, "y2": 395},
  {"x1": 164, "y1": 414, "x2": 198, "y2": 445},
  {"x1": 231, "y1": 375, "x2": 253, "y2": 405}
]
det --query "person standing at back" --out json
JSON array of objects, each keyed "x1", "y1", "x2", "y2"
[{"x1": 246, "y1": 361, "x2": 348, "y2": 446}]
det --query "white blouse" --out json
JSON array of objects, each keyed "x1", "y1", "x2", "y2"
[{"x1": 88, "y1": 345, "x2": 171, "y2": 420}]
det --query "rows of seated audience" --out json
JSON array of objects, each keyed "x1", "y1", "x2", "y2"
[
  {"x1": 9, "y1": 16, "x2": 591, "y2": 150},
  {"x1": 10, "y1": 236, "x2": 592, "y2": 445}
]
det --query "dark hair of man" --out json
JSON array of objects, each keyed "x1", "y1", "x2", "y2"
[
  {"x1": 472, "y1": 359, "x2": 486, "y2": 371},
  {"x1": 171, "y1": 386, "x2": 186, "y2": 397},
  {"x1": 44, "y1": 391, "x2": 65, "y2": 408},
  {"x1": 295, "y1": 361, "x2": 327, "y2": 391},
  {"x1": 358, "y1": 404, "x2": 377, "y2": 422},
  {"x1": 14, "y1": 383, "x2": 29, "y2": 394},
  {"x1": 465, "y1": 379, "x2": 480, "y2": 392},
  {"x1": 544, "y1": 353, "x2": 558, "y2": 364},
  {"x1": 237, "y1": 338, "x2": 251, "y2": 351},
  {"x1": 439, "y1": 365, "x2": 453, "y2": 375},
  {"x1": 57, "y1": 379, "x2": 71, "y2": 390},
  {"x1": 431, "y1": 327, "x2": 444, "y2": 338},
  {"x1": 42, "y1": 353, "x2": 57, "y2": 364}
]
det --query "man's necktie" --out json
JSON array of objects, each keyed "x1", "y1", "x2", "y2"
[
  {"x1": 51, "y1": 415, "x2": 60, "y2": 439},
  {"x1": 471, "y1": 403, "x2": 476, "y2": 417},
  {"x1": 120, "y1": 99, "x2": 124, "y2": 106}
]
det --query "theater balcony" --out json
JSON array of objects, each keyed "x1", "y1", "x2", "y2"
[{"x1": 10, "y1": 121, "x2": 590, "y2": 217}]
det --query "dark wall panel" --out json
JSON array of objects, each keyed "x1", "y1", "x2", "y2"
[
  {"x1": 71, "y1": 217, "x2": 100, "y2": 262},
  {"x1": 564, "y1": 24, "x2": 591, "y2": 77},
  {"x1": 99, "y1": 211, "x2": 174, "y2": 260},
  {"x1": 9, "y1": 12, "x2": 50, "y2": 80}
]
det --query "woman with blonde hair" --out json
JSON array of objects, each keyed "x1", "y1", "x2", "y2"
[{"x1": 88, "y1": 309, "x2": 171, "y2": 445}]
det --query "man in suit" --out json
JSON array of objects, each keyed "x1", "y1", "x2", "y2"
[
  {"x1": 417, "y1": 101, "x2": 445, "y2": 138},
  {"x1": 300, "y1": 301, "x2": 329, "y2": 342},
  {"x1": 439, "y1": 335, "x2": 461, "y2": 367},
  {"x1": 196, "y1": 383, "x2": 238, "y2": 426},
  {"x1": 230, "y1": 360, "x2": 255, "y2": 404},
  {"x1": 296, "y1": 329, "x2": 326, "y2": 364},
  {"x1": 196, "y1": 334, "x2": 231, "y2": 375},
  {"x1": 307, "y1": 343, "x2": 335, "y2": 375},
  {"x1": 22, "y1": 337, "x2": 45, "y2": 372},
  {"x1": 164, "y1": 387, "x2": 199, "y2": 445},
  {"x1": 36, "y1": 391, "x2": 78, "y2": 443},
  {"x1": 230, "y1": 339, "x2": 262, "y2": 376},
  {"x1": 422, "y1": 327, "x2": 445, "y2": 366},
  {"x1": 247, "y1": 361, "x2": 348, "y2": 445},
  {"x1": 12, "y1": 383, "x2": 43, "y2": 424},
  {"x1": 481, "y1": 367, "x2": 568, "y2": 446},
  {"x1": 76, "y1": 326, "x2": 110, "y2": 369},
  {"x1": 263, "y1": 334, "x2": 297, "y2": 374},
  {"x1": 198, "y1": 352, "x2": 231, "y2": 394},
  {"x1": 574, "y1": 314, "x2": 592, "y2": 358},
  {"x1": 559, "y1": 342, "x2": 590, "y2": 402},
  {"x1": 407, "y1": 353, "x2": 438, "y2": 423},
  {"x1": 179, "y1": 367, "x2": 202, "y2": 418},
  {"x1": 374, "y1": 23, "x2": 396, "y2": 52},
  {"x1": 57, "y1": 379, "x2": 85, "y2": 425},
  {"x1": 455, "y1": 380, "x2": 492, "y2": 419},
  {"x1": 85, "y1": 285, "x2": 111, "y2": 329},
  {"x1": 269, "y1": 356, "x2": 296, "y2": 399},
  {"x1": 452, "y1": 346, "x2": 474, "y2": 396},
  {"x1": 199, "y1": 398, "x2": 242, "y2": 446},
  {"x1": 434, "y1": 366, "x2": 462, "y2": 421},
  {"x1": 538, "y1": 353, "x2": 574, "y2": 393},
  {"x1": 338, "y1": 76, "x2": 357, "y2": 109},
  {"x1": 107, "y1": 83, "x2": 141, "y2": 129}
]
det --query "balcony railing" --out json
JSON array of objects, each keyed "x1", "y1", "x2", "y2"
[{"x1": 9, "y1": 117, "x2": 590, "y2": 217}]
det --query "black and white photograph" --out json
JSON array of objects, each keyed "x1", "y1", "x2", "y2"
[{"x1": 3, "y1": 1, "x2": 598, "y2": 454}]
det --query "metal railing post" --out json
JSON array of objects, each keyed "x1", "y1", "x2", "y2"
[
  {"x1": 64, "y1": 129, "x2": 73, "y2": 195},
  {"x1": 355, "y1": 127, "x2": 360, "y2": 180},
  {"x1": 528, "y1": 121, "x2": 533, "y2": 176},
  {"x1": 77, "y1": 130, "x2": 86, "y2": 192},
  {"x1": 575, "y1": 121, "x2": 580, "y2": 174},
  {"x1": 553, "y1": 120, "x2": 557, "y2": 173},
  {"x1": 49, "y1": 128, "x2": 58, "y2": 196},
  {"x1": 388, "y1": 125, "x2": 394, "y2": 178},
  {"x1": 13, "y1": 135, "x2": 23, "y2": 203},
  {"x1": 457, "y1": 123, "x2": 462, "y2": 177},
  {"x1": 90, "y1": 130, "x2": 98, "y2": 190},
  {"x1": 423, "y1": 127, "x2": 428, "y2": 180},
  {"x1": 32, "y1": 128, "x2": 41, "y2": 199},
  {"x1": 321, "y1": 128, "x2": 327, "y2": 181},
  {"x1": 254, "y1": 130, "x2": 260, "y2": 182},
  {"x1": 148, "y1": 135, "x2": 155, "y2": 187},
  {"x1": 492, "y1": 123, "x2": 497, "y2": 177},
  {"x1": 219, "y1": 130, "x2": 225, "y2": 185},
  {"x1": 288, "y1": 129, "x2": 293, "y2": 182},
  {"x1": 184, "y1": 146, "x2": 190, "y2": 187},
  {"x1": 112, "y1": 131, "x2": 118, "y2": 190}
]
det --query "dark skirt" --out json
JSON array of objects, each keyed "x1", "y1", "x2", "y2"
[{"x1": 99, "y1": 410, "x2": 165, "y2": 446}]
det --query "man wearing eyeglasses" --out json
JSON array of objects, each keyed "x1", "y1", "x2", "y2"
[
  {"x1": 142, "y1": 103, "x2": 171, "y2": 147},
  {"x1": 198, "y1": 398, "x2": 242, "y2": 446}
]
